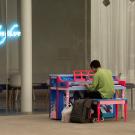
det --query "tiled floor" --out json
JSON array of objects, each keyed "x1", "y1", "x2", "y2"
[{"x1": 0, "y1": 111, "x2": 135, "y2": 135}]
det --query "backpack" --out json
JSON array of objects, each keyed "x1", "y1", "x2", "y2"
[{"x1": 70, "y1": 99, "x2": 94, "y2": 123}]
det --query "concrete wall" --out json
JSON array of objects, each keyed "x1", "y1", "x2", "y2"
[{"x1": 32, "y1": 0, "x2": 87, "y2": 82}]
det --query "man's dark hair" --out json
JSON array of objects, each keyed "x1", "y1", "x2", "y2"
[{"x1": 90, "y1": 60, "x2": 101, "y2": 69}]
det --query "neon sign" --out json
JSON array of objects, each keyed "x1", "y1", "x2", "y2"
[{"x1": 0, "y1": 23, "x2": 21, "y2": 47}]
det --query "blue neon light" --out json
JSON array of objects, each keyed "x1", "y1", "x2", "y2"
[
  {"x1": 0, "y1": 23, "x2": 21, "y2": 47},
  {"x1": 0, "y1": 25, "x2": 6, "y2": 46}
]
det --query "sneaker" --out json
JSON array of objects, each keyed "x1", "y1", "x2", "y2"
[
  {"x1": 101, "y1": 117, "x2": 104, "y2": 121},
  {"x1": 93, "y1": 117, "x2": 104, "y2": 122}
]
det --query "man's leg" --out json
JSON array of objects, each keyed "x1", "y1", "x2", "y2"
[{"x1": 86, "y1": 91, "x2": 103, "y2": 119}]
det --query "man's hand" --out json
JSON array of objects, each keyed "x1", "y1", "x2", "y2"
[{"x1": 84, "y1": 83, "x2": 91, "y2": 88}]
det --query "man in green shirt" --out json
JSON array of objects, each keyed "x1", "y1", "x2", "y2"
[
  {"x1": 84, "y1": 60, "x2": 115, "y2": 120},
  {"x1": 85, "y1": 60, "x2": 115, "y2": 99}
]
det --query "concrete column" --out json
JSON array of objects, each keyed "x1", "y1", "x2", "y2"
[{"x1": 21, "y1": 0, "x2": 32, "y2": 112}]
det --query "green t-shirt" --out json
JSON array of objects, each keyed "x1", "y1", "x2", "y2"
[{"x1": 87, "y1": 68, "x2": 115, "y2": 98}]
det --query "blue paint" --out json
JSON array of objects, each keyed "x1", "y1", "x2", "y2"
[{"x1": 0, "y1": 23, "x2": 21, "y2": 47}]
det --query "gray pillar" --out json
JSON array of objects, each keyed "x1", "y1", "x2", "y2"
[{"x1": 21, "y1": 0, "x2": 32, "y2": 112}]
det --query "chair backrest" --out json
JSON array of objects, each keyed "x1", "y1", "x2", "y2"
[{"x1": 9, "y1": 73, "x2": 21, "y2": 87}]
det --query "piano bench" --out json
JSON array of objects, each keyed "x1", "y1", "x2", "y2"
[{"x1": 93, "y1": 98, "x2": 128, "y2": 122}]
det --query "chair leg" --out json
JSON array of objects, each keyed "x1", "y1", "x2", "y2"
[
  {"x1": 8, "y1": 89, "x2": 14, "y2": 111},
  {"x1": 15, "y1": 89, "x2": 19, "y2": 101},
  {"x1": 124, "y1": 101, "x2": 128, "y2": 122},
  {"x1": 115, "y1": 104, "x2": 118, "y2": 121},
  {"x1": 15, "y1": 89, "x2": 20, "y2": 112},
  {"x1": 97, "y1": 102, "x2": 100, "y2": 122}
]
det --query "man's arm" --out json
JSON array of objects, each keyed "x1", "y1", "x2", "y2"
[{"x1": 84, "y1": 74, "x2": 99, "y2": 91}]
